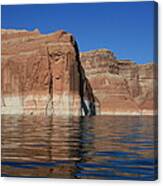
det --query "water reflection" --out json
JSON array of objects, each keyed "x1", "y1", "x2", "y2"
[{"x1": 1, "y1": 115, "x2": 157, "y2": 180}]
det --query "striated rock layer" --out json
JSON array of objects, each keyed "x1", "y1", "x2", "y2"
[
  {"x1": 1, "y1": 29, "x2": 95, "y2": 116},
  {"x1": 1, "y1": 29, "x2": 157, "y2": 115},
  {"x1": 80, "y1": 49, "x2": 157, "y2": 115}
]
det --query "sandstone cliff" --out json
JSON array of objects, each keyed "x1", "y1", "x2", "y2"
[
  {"x1": 1, "y1": 29, "x2": 95, "y2": 116},
  {"x1": 80, "y1": 49, "x2": 157, "y2": 115},
  {"x1": 1, "y1": 29, "x2": 157, "y2": 115}
]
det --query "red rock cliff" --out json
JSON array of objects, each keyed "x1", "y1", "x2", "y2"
[
  {"x1": 1, "y1": 29, "x2": 95, "y2": 115},
  {"x1": 1, "y1": 30, "x2": 157, "y2": 115},
  {"x1": 80, "y1": 49, "x2": 157, "y2": 115}
]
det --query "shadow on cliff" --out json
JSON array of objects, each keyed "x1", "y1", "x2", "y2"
[{"x1": 74, "y1": 40, "x2": 98, "y2": 116}]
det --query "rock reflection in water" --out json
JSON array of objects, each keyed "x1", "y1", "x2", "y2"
[{"x1": 1, "y1": 115, "x2": 157, "y2": 180}]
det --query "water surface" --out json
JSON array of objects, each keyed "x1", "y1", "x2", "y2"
[{"x1": 1, "y1": 115, "x2": 157, "y2": 180}]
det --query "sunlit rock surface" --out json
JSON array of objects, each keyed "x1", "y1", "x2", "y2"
[
  {"x1": 1, "y1": 29, "x2": 95, "y2": 116},
  {"x1": 1, "y1": 30, "x2": 157, "y2": 115},
  {"x1": 80, "y1": 49, "x2": 157, "y2": 115}
]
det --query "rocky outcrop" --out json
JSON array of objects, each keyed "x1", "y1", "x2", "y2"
[
  {"x1": 1, "y1": 29, "x2": 157, "y2": 116},
  {"x1": 1, "y1": 29, "x2": 95, "y2": 116},
  {"x1": 80, "y1": 49, "x2": 157, "y2": 115}
]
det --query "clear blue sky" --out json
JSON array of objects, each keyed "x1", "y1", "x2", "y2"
[{"x1": 1, "y1": 1, "x2": 157, "y2": 64}]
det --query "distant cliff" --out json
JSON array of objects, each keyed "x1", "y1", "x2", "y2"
[
  {"x1": 80, "y1": 49, "x2": 157, "y2": 115},
  {"x1": 1, "y1": 29, "x2": 157, "y2": 115}
]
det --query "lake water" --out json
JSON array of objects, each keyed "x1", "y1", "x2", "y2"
[{"x1": 1, "y1": 115, "x2": 158, "y2": 180}]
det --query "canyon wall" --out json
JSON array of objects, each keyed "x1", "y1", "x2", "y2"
[
  {"x1": 1, "y1": 30, "x2": 157, "y2": 115},
  {"x1": 1, "y1": 29, "x2": 95, "y2": 116},
  {"x1": 80, "y1": 49, "x2": 157, "y2": 115}
]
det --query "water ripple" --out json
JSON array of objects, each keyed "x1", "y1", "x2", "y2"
[{"x1": 1, "y1": 115, "x2": 157, "y2": 180}]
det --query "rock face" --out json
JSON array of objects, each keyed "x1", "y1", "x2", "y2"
[
  {"x1": 80, "y1": 49, "x2": 157, "y2": 115},
  {"x1": 1, "y1": 29, "x2": 157, "y2": 115},
  {"x1": 1, "y1": 29, "x2": 95, "y2": 116}
]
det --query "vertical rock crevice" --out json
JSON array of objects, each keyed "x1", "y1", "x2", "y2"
[
  {"x1": 74, "y1": 40, "x2": 96, "y2": 116},
  {"x1": 46, "y1": 47, "x2": 54, "y2": 115}
]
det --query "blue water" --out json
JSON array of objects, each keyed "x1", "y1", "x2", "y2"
[{"x1": 1, "y1": 115, "x2": 158, "y2": 180}]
